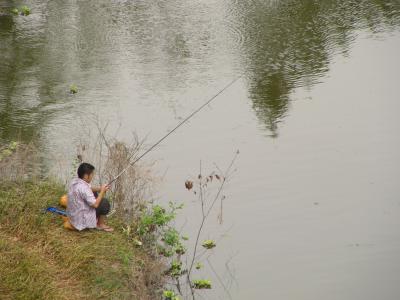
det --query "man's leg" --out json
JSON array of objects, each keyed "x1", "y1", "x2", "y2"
[
  {"x1": 96, "y1": 198, "x2": 113, "y2": 232},
  {"x1": 97, "y1": 215, "x2": 108, "y2": 227}
]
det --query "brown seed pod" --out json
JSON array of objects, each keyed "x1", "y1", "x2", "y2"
[{"x1": 185, "y1": 180, "x2": 193, "y2": 190}]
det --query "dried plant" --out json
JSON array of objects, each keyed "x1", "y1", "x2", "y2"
[
  {"x1": 71, "y1": 118, "x2": 157, "y2": 223},
  {"x1": 132, "y1": 151, "x2": 239, "y2": 300},
  {"x1": 183, "y1": 151, "x2": 239, "y2": 300}
]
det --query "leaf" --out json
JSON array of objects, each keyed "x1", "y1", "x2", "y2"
[
  {"x1": 201, "y1": 240, "x2": 216, "y2": 249},
  {"x1": 195, "y1": 262, "x2": 203, "y2": 270},
  {"x1": 192, "y1": 279, "x2": 212, "y2": 289}
]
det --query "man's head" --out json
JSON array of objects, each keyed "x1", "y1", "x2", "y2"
[{"x1": 77, "y1": 163, "x2": 95, "y2": 183}]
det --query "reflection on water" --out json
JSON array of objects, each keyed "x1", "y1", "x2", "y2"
[
  {"x1": 1, "y1": 0, "x2": 400, "y2": 299},
  {"x1": 231, "y1": 0, "x2": 400, "y2": 136},
  {"x1": 1, "y1": 1, "x2": 399, "y2": 140},
  {"x1": 1, "y1": 0, "x2": 400, "y2": 140}
]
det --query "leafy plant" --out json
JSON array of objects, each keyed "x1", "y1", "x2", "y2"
[
  {"x1": 201, "y1": 240, "x2": 216, "y2": 249},
  {"x1": 192, "y1": 279, "x2": 212, "y2": 289},
  {"x1": 163, "y1": 228, "x2": 180, "y2": 246},
  {"x1": 167, "y1": 261, "x2": 183, "y2": 278},
  {"x1": 174, "y1": 243, "x2": 186, "y2": 255},
  {"x1": 137, "y1": 204, "x2": 178, "y2": 236},
  {"x1": 130, "y1": 153, "x2": 238, "y2": 299},
  {"x1": 69, "y1": 84, "x2": 78, "y2": 94},
  {"x1": 158, "y1": 246, "x2": 174, "y2": 257},
  {"x1": 11, "y1": 8, "x2": 19, "y2": 15},
  {"x1": 20, "y1": 6, "x2": 30, "y2": 16},
  {"x1": 163, "y1": 290, "x2": 180, "y2": 300}
]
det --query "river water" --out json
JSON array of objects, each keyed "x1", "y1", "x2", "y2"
[{"x1": 1, "y1": 1, "x2": 400, "y2": 299}]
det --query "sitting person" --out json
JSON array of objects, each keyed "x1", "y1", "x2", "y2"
[{"x1": 67, "y1": 162, "x2": 113, "y2": 232}]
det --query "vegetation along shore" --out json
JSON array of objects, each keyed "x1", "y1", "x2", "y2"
[{"x1": 0, "y1": 136, "x2": 237, "y2": 300}]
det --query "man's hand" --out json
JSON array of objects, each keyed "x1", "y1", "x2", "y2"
[
  {"x1": 100, "y1": 184, "x2": 110, "y2": 193},
  {"x1": 91, "y1": 185, "x2": 110, "y2": 209}
]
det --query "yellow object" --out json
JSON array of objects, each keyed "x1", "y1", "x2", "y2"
[
  {"x1": 59, "y1": 194, "x2": 75, "y2": 230},
  {"x1": 60, "y1": 194, "x2": 68, "y2": 208},
  {"x1": 63, "y1": 218, "x2": 76, "y2": 230}
]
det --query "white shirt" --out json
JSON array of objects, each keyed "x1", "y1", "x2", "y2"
[{"x1": 67, "y1": 178, "x2": 97, "y2": 230}]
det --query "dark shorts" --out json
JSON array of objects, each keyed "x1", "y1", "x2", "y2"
[
  {"x1": 95, "y1": 197, "x2": 110, "y2": 217},
  {"x1": 93, "y1": 192, "x2": 111, "y2": 217}
]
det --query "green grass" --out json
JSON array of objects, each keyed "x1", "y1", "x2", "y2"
[{"x1": 0, "y1": 181, "x2": 163, "y2": 300}]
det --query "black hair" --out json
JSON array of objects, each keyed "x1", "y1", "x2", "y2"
[{"x1": 77, "y1": 163, "x2": 95, "y2": 179}]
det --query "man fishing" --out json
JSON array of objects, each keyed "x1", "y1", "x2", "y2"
[
  {"x1": 67, "y1": 163, "x2": 113, "y2": 232},
  {"x1": 61, "y1": 76, "x2": 242, "y2": 232}
]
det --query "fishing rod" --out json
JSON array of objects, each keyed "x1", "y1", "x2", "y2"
[{"x1": 108, "y1": 74, "x2": 243, "y2": 185}]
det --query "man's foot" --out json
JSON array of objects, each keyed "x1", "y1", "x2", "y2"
[{"x1": 96, "y1": 225, "x2": 114, "y2": 232}]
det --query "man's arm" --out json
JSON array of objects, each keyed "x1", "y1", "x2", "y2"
[
  {"x1": 91, "y1": 185, "x2": 110, "y2": 208},
  {"x1": 91, "y1": 186, "x2": 101, "y2": 193}
]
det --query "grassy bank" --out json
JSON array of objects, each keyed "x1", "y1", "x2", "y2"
[{"x1": 0, "y1": 180, "x2": 163, "y2": 300}]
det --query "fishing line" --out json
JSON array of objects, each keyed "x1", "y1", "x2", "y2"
[{"x1": 108, "y1": 74, "x2": 243, "y2": 185}]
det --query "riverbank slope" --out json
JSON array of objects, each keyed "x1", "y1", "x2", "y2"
[{"x1": 0, "y1": 180, "x2": 163, "y2": 300}]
